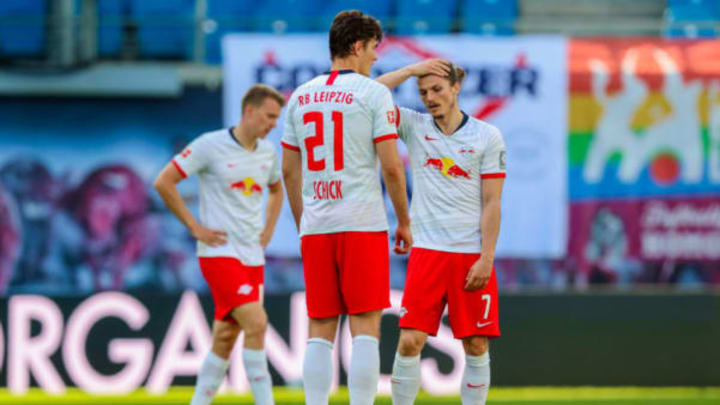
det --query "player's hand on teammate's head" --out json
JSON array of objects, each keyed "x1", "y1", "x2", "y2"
[
  {"x1": 409, "y1": 59, "x2": 452, "y2": 78},
  {"x1": 393, "y1": 224, "x2": 413, "y2": 254},
  {"x1": 191, "y1": 225, "x2": 228, "y2": 247}
]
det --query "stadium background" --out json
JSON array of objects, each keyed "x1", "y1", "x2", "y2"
[{"x1": 1, "y1": 0, "x2": 720, "y2": 403}]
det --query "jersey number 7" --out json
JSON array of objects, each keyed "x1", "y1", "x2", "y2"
[{"x1": 303, "y1": 111, "x2": 344, "y2": 171}]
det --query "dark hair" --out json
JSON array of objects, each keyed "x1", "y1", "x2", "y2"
[
  {"x1": 420, "y1": 62, "x2": 466, "y2": 87},
  {"x1": 329, "y1": 10, "x2": 383, "y2": 60},
  {"x1": 241, "y1": 84, "x2": 285, "y2": 114}
]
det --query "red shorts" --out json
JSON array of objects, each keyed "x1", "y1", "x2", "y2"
[
  {"x1": 399, "y1": 247, "x2": 500, "y2": 339},
  {"x1": 199, "y1": 257, "x2": 264, "y2": 323},
  {"x1": 301, "y1": 231, "x2": 390, "y2": 318}
]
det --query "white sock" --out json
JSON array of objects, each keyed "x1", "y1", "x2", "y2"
[
  {"x1": 243, "y1": 348, "x2": 274, "y2": 405},
  {"x1": 391, "y1": 353, "x2": 421, "y2": 405},
  {"x1": 460, "y1": 352, "x2": 491, "y2": 405},
  {"x1": 348, "y1": 335, "x2": 380, "y2": 405},
  {"x1": 303, "y1": 338, "x2": 334, "y2": 405},
  {"x1": 190, "y1": 351, "x2": 229, "y2": 405}
]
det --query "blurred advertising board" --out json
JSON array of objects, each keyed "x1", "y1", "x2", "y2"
[
  {"x1": 0, "y1": 291, "x2": 462, "y2": 395},
  {"x1": 223, "y1": 34, "x2": 569, "y2": 259},
  {"x1": 568, "y1": 39, "x2": 720, "y2": 283},
  {"x1": 3, "y1": 291, "x2": 720, "y2": 395}
]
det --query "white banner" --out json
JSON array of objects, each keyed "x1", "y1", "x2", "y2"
[{"x1": 224, "y1": 34, "x2": 568, "y2": 258}]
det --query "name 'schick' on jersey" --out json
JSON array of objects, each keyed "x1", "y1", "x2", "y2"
[
  {"x1": 282, "y1": 70, "x2": 398, "y2": 237},
  {"x1": 297, "y1": 88, "x2": 395, "y2": 202},
  {"x1": 313, "y1": 178, "x2": 343, "y2": 200},
  {"x1": 291, "y1": 81, "x2": 395, "y2": 203},
  {"x1": 296, "y1": 89, "x2": 353, "y2": 201}
]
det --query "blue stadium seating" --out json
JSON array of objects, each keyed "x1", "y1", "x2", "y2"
[
  {"x1": 667, "y1": 0, "x2": 720, "y2": 20},
  {"x1": 395, "y1": 0, "x2": 458, "y2": 35},
  {"x1": 460, "y1": 0, "x2": 516, "y2": 35},
  {"x1": 130, "y1": 0, "x2": 195, "y2": 59},
  {"x1": 667, "y1": 2, "x2": 720, "y2": 21},
  {"x1": 98, "y1": 0, "x2": 128, "y2": 57},
  {"x1": 318, "y1": 1, "x2": 394, "y2": 32},
  {"x1": 205, "y1": 0, "x2": 255, "y2": 63},
  {"x1": 664, "y1": 0, "x2": 719, "y2": 38},
  {"x1": 664, "y1": 25, "x2": 718, "y2": 38},
  {"x1": 0, "y1": 0, "x2": 47, "y2": 57},
  {"x1": 250, "y1": 0, "x2": 322, "y2": 33}
]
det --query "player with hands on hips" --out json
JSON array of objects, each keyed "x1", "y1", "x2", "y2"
[{"x1": 154, "y1": 84, "x2": 286, "y2": 405}]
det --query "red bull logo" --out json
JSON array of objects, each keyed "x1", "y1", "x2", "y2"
[
  {"x1": 230, "y1": 177, "x2": 262, "y2": 196},
  {"x1": 424, "y1": 156, "x2": 471, "y2": 179}
]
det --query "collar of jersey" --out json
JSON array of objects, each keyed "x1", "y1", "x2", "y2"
[
  {"x1": 228, "y1": 127, "x2": 257, "y2": 152},
  {"x1": 433, "y1": 111, "x2": 469, "y2": 135},
  {"x1": 323, "y1": 69, "x2": 356, "y2": 75}
]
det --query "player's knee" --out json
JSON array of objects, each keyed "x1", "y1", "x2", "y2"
[
  {"x1": 398, "y1": 332, "x2": 425, "y2": 356},
  {"x1": 462, "y1": 336, "x2": 488, "y2": 356},
  {"x1": 243, "y1": 311, "x2": 268, "y2": 339},
  {"x1": 212, "y1": 325, "x2": 240, "y2": 357},
  {"x1": 218, "y1": 324, "x2": 240, "y2": 342}
]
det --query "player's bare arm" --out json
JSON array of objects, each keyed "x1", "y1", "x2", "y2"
[
  {"x1": 153, "y1": 162, "x2": 227, "y2": 246},
  {"x1": 376, "y1": 59, "x2": 452, "y2": 90},
  {"x1": 465, "y1": 177, "x2": 504, "y2": 291},
  {"x1": 282, "y1": 148, "x2": 303, "y2": 231},
  {"x1": 376, "y1": 138, "x2": 413, "y2": 254},
  {"x1": 260, "y1": 180, "x2": 284, "y2": 249}
]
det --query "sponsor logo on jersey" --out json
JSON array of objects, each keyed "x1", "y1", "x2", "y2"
[
  {"x1": 181, "y1": 148, "x2": 192, "y2": 158},
  {"x1": 424, "y1": 134, "x2": 439, "y2": 141},
  {"x1": 386, "y1": 110, "x2": 396, "y2": 124},
  {"x1": 423, "y1": 156, "x2": 471, "y2": 179},
  {"x1": 466, "y1": 383, "x2": 487, "y2": 389},
  {"x1": 230, "y1": 177, "x2": 263, "y2": 196},
  {"x1": 476, "y1": 321, "x2": 493, "y2": 328}
]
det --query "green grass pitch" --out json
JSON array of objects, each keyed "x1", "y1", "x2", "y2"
[{"x1": 1, "y1": 387, "x2": 719, "y2": 404}]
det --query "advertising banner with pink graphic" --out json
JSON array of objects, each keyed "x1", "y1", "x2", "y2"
[
  {"x1": 569, "y1": 199, "x2": 720, "y2": 284},
  {"x1": 223, "y1": 35, "x2": 568, "y2": 258},
  {"x1": 569, "y1": 38, "x2": 720, "y2": 285}
]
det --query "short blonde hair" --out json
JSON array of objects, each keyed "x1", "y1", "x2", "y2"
[{"x1": 241, "y1": 84, "x2": 285, "y2": 114}]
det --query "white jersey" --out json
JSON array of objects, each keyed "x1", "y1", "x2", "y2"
[
  {"x1": 172, "y1": 128, "x2": 281, "y2": 265},
  {"x1": 397, "y1": 107, "x2": 506, "y2": 253},
  {"x1": 282, "y1": 70, "x2": 398, "y2": 236}
]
